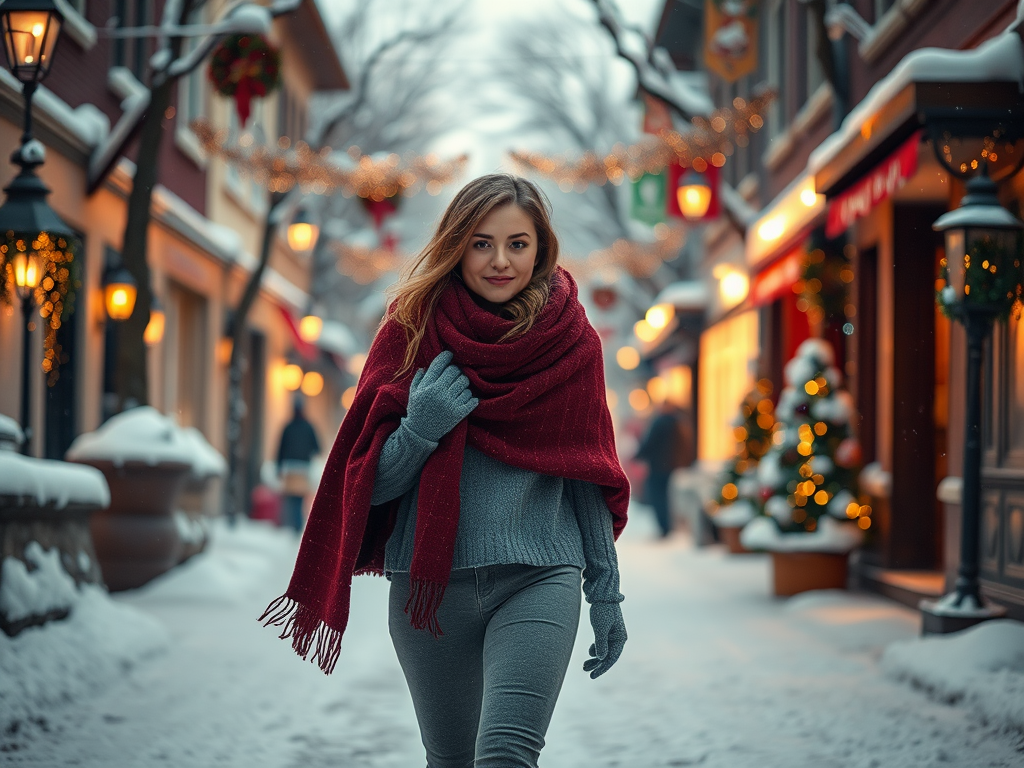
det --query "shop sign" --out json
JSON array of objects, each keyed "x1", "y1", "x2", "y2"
[
  {"x1": 632, "y1": 171, "x2": 667, "y2": 226},
  {"x1": 750, "y1": 249, "x2": 802, "y2": 306},
  {"x1": 703, "y1": 0, "x2": 759, "y2": 83},
  {"x1": 825, "y1": 130, "x2": 922, "y2": 238}
]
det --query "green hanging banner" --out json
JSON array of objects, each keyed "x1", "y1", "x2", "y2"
[{"x1": 632, "y1": 172, "x2": 667, "y2": 226}]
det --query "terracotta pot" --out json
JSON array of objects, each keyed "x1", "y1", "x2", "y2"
[
  {"x1": 76, "y1": 460, "x2": 192, "y2": 591},
  {"x1": 770, "y1": 550, "x2": 850, "y2": 596},
  {"x1": 719, "y1": 525, "x2": 751, "y2": 554}
]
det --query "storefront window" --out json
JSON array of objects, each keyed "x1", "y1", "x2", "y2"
[
  {"x1": 698, "y1": 310, "x2": 759, "y2": 461},
  {"x1": 1007, "y1": 311, "x2": 1024, "y2": 463}
]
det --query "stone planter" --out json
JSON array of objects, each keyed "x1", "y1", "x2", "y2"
[
  {"x1": 78, "y1": 459, "x2": 192, "y2": 591},
  {"x1": 770, "y1": 550, "x2": 850, "y2": 596}
]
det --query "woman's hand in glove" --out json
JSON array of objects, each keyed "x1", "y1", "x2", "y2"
[
  {"x1": 406, "y1": 350, "x2": 478, "y2": 443},
  {"x1": 583, "y1": 602, "x2": 626, "y2": 679}
]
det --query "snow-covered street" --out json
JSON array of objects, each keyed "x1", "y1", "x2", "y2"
[{"x1": 3, "y1": 511, "x2": 1024, "y2": 768}]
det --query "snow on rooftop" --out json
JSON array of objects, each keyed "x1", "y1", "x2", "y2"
[
  {"x1": 65, "y1": 407, "x2": 195, "y2": 469},
  {"x1": 882, "y1": 619, "x2": 1024, "y2": 733},
  {"x1": 317, "y1": 319, "x2": 361, "y2": 357},
  {"x1": 809, "y1": 33, "x2": 1024, "y2": 177},
  {"x1": 0, "y1": 451, "x2": 109, "y2": 509}
]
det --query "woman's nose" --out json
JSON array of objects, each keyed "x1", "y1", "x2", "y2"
[{"x1": 491, "y1": 247, "x2": 510, "y2": 268}]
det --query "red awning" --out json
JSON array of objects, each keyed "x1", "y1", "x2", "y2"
[
  {"x1": 825, "y1": 130, "x2": 922, "y2": 238},
  {"x1": 750, "y1": 248, "x2": 803, "y2": 307}
]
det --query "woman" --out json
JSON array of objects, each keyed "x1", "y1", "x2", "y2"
[{"x1": 261, "y1": 174, "x2": 630, "y2": 768}]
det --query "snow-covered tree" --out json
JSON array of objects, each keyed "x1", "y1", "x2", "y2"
[
  {"x1": 708, "y1": 379, "x2": 777, "y2": 528},
  {"x1": 754, "y1": 339, "x2": 865, "y2": 536}
]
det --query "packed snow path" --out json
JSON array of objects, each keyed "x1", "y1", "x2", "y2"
[{"x1": 5, "y1": 514, "x2": 1024, "y2": 768}]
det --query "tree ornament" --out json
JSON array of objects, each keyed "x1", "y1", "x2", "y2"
[{"x1": 208, "y1": 34, "x2": 281, "y2": 127}]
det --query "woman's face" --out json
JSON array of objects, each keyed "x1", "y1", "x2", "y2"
[{"x1": 459, "y1": 204, "x2": 538, "y2": 304}]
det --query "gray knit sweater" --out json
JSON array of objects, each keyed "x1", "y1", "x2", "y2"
[{"x1": 372, "y1": 417, "x2": 623, "y2": 605}]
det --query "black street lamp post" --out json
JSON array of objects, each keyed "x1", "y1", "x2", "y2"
[
  {"x1": 920, "y1": 165, "x2": 1024, "y2": 634},
  {"x1": 0, "y1": 0, "x2": 70, "y2": 452}
]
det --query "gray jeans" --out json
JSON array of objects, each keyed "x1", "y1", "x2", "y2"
[{"x1": 388, "y1": 564, "x2": 582, "y2": 768}]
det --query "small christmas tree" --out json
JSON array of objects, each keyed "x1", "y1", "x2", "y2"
[
  {"x1": 709, "y1": 378, "x2": 777, "y2": 528},
  {"x1": 751, "y1": 339, "x2": 866, "y2": 542}
]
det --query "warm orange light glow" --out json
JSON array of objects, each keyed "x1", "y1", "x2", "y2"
[
  {"x1": 757, "y1": 216, "x2": 785, "y2": 242},
  {"x1": 606, "y1": 388, "x2": 619, "y2": 409},
  {"x1": 616, "y1": 346, "x2": 640, "y2": 370},
  {"x1": 282, "y1": 364, "x2": 304, "y2": 391},
  {"x1": 666, "y1": 365, "x2": 692, "y2": 408},
  {"x1": 800, "y1": 187, "x2": 819, "y2": 207},
  {"x1": 647, "y1": 376, "x2": 667, "y2": 405},
  {"x1": 719, "y1": 271, "x2": 749, "y2": 306},
  {"x1": 286, "y1": 222, "x2": 319, "y2": 253},
  {"x1": 341, "y1": 386, "x2": 357, "y2": 410},
  {"x1": 634, "y1": 319, "x2": 659, "y2": 343},
  {"x1": 722, "y1": 483, "x2": 738, "y2": 500},
  {"x1": 104, "y1": 283, "x2": 137, "y2": 321},
  {"x1": 676, "y1": 176, "x2": 712, "y2": 220},
  {"x1": 143, "y1": 308, "x2": 166, "y2": 346},
  {"x1": 12, "y1": 251, "x2": 41, "y2": 290},
  {"x1": 217, "y1": 337, "x2": 234, "y2": 365},
  {"x1": 628, "y1": 388, "x2": 651, "y2": 411},
  {"x1": 804, "y1": 380, "x2": 820, "y2": 395},
  {"x1": 298, "y1": 314, "x2": 323, "y2": 343},
  {"x1": 301, "y1": 371, "x2": 324, "y2": 397},
  {"x1": 645, "y1": 303, "x2": 675, "y2": 330}
]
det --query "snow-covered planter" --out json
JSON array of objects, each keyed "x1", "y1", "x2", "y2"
[
  {"x1": 175, "y1": 427, "x2": 228, "y2": 563},
  {"x1": 0, "y1": 416, "x2": 111, "y2": 636},
  {"x1": 66, "y1": 407, "x2": 195, "y2": 591}
]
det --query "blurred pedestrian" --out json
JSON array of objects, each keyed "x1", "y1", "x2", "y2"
[
  {"x1": 262, "y1": 174, "x2": 631, "y2": 768},
  {"x1": 274, "y1": 394, "x2": 320, "y2": 533},
  {"x1": 635, "y1": 402, "x2": 691, "y2": 538}
]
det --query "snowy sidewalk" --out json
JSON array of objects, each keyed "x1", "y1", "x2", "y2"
[{"x1": 4, "y1": 512, "x2": 1024, "y2": 768}]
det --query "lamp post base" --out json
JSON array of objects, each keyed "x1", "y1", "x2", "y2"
[{"x1": 919, "y1": 592, "x2": 1007, "y2": 635}]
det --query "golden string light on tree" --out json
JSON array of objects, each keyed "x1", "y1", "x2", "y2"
[
  {"x1": 190, "y1": 119, "x2": 468, "y2": 200},
  {"x1": 508, "y1": 90, "x2": 775, "y2": 189}
]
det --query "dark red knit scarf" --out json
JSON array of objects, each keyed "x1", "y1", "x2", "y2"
[{"x1": 259, "y1": 266, "x2": 629, "y2": 674}]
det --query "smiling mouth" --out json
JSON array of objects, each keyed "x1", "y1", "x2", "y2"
[{"x1": 484, "y1": 276, "x2": 514, "y2": 285}]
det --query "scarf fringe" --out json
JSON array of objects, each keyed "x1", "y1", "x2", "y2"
[
  {"x1": 258, "y1": 595, "x2": 342, "y2": 675},
  {"x1": 404, "y1": 578, "x2": 447, "y2": 637}
]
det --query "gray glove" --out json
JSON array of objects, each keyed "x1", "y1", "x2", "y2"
[
  {"x1": 405, "y1": 350, "x2": 478, "y2": 443},
  {"x1": 583, "y1": 602, "x2": 626, "y2": 679}
]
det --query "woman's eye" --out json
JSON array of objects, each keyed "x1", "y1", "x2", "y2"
[
  {"x1": 473, "y1": 240, "x2": 490, "y2": 249},
  {"x1": 510, "y1": 241, "x2": 527, "y2": 250}
]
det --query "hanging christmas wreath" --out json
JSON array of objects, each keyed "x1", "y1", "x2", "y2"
[{"x1": 208, "y1": 34, "x2": 281, "y2": 127}]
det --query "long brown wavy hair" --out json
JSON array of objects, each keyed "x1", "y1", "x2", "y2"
[{"x1": 386, "y1": 173, "x2": 561, "y2": 376}]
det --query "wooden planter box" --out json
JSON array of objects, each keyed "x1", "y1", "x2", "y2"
[
  {"x1": 718, "y1": 525, "x2": 751, "y2": 554},
  {"x1": 74, "y1": 460, "x2": 192, "y2": 591},
  {"x1": 771, "y1": 550, "x2": 850, "y2": 596}
]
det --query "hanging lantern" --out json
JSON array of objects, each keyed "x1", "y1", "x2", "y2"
[
  {"x1": 0, "y1": 0, "x2": 63, "y2": 84},
  {"x1": 287, "y1": 208, "x2": 319, "y2": 253},
  {"x1": 144, "y1": 297, "x2": 166, "y2": 346},
  {"x1": 677, "y1": 169, "x2": 712, "y2": 220},
  {"x1": 934, "y1": 164, "x2": 1024, "y2": 319},
  {"x1": 103, "y1": 264, "x2": 137, "y2": 321},
  {"x1": 11, "y1": 248, "x2": 40, "y2": 300}
]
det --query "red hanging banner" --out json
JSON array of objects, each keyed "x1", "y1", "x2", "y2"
[{"x1": 825, "y1": 130, "x2": 922, "y2": 238}]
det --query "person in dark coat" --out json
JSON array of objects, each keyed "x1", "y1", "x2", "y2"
[
  {"x1": 634, "y1": 403, "x2": 689, "y2": 538},
  {"x1": 275, "y1": 395, "x2": 321, "y2": 532}
]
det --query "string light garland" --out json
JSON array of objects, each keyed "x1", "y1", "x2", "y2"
[
  {"x1": 1, "y1": 232, "x2": 78, "y2": 386},
  {"x1": 508, "y1": 91, "x2": 775, "y2": 190},
  {"x1": 333, "y1": 240, "x2": 404, "y2": 285},
  {"x1": 563, "y1": 223, "x2": 687, "y2": 279},
  {"x1": 190, "y1": 119, "x2": 468, "y2": 200}
]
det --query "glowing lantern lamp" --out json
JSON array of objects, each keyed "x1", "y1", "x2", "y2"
[
  {"x1": 0, "y1": 0, "x2": 63, "y2": 85},
  {"x1": 920, "y1": 164, "x2": 1023, "y2": 634},
  {"x1": 11, "y1": 248, "x2": 40, "y2": 298},
  {"x1": 676, "y1": 169, "x2": 712, "y2": 221},
  {"x1": 286, "y1": 208, "x2": 319, "y2": 253},
  {"x1": 282, "y1": 363, "x2": 303, "y2": 391},
  {"x1": 144, "y1": 297, "x2": 166, "y2": 346},
  {"x1": 298, "y1": 313, "x2": 323, "y2": 343},
  {"x1": 103, "y1": 264, "x2": 137, "y2": 321}
]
